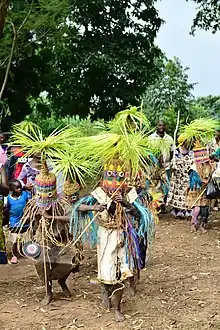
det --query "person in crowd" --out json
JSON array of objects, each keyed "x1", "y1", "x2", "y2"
[
  {"x1": 18, "y1": 152, "x2": 41, "y2": 188},
  {"x1": 7, "y1": 179, "x2": 31, "y2": 264},
  {"x1": 187, "y1": 143, "x2": 214, "y2": 232},
  {"x1": 18, "y1": 152, "x2": 64, "y2": 195},
  {"x1": 209, "y1": 129, "x2": 220, "y2": 211},
  {"x1": 168, "y1": 135, "x2": 194, "y2": 218},
  {"x1": 0, "y1": 164, "x2": 9, "y2": 264},
  {"x1": 208, "y1": 128, "x2": 220, "y2": 154},
  {"x1": 0, "y1": 132, "x2": 7, "y2": 166},
  {"x1": 149, "y1": 120, "x2": 174, "y2": 211},
  {"x1": 5, "y1": 146, "x2": 29, "y2": 181}
]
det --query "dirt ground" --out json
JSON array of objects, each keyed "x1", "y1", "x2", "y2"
[{"x1": 1, "y1": 213, "x2": 220, "y2": 330}]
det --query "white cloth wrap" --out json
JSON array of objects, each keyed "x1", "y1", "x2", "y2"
[{"x1": 97, "y1": 226, "x2": 133, "y2": 284}]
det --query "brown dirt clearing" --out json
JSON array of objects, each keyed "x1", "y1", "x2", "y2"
[{"x1": 1, "y1": 213, "x2": 220, "y2": 330}]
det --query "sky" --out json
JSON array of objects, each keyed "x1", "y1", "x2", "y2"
[{"x1": 156, "y1": 0, "x2": 220, "y2": 97}]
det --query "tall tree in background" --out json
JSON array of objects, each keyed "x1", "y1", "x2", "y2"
[
  {"x1": 44, "y1": 0, "x2": 163, "y2": 120},
  {"x1": 190, "y1": 95, "x2": 220, "y2": 119},
  {"x1": 189, "y1": 0, "x2": 220, "y2": 33},
  {"x1": 0, "y1": 0, "x2": 163, "y2": 128},
  {"x1": 0, "y1": 0, "x2": 10, "y2": 39},
  {"x1": 0, "y1": 0, "x2": 69, "y2": 129},
  {"x1": 142, "y1": 57, "x2": 195, "y2": 133}
]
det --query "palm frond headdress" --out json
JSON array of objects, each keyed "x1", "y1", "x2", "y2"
[
  {"x1": 180, "y1": 118, "x2": 219, "y2": 148},
  {"x1": 9, "y1": 121, "x2": 95, "y2": 247}
]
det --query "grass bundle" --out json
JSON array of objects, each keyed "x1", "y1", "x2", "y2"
[
  {"x1": 145, "y1": 136, "x2": 172, "y2": 157},
  {"x1": 51, "y1": 151, "x2": 97, "y2": 188},
  {"x1": 10, "y1": 122, "x2": 78, "y2": 161},
  {"x1": 12, "y1": 121, "x2": 42, "y2": 137},
  {"x1": 107, "y1": 105, "x2": 150, "y2": 134},
  {"x1": 180, "y1": 118, "x2": 219, "y2": 147},
  {"x1": 76, "y1": 129, "x2": 157, "y2": 180}
]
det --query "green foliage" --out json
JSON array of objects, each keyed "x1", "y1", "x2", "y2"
[
  {"x1": 10, "y1": 120, "x2": 98, "y2": 185},
  {"x1": 26, "y1": 111, "x2": 105, "y2": 137},
  {"x1": 189, "y1": 95, "x2": 220, "y2": 119},
  {"x1": 41, "y1": 0, "x2": 163, "y2": 120},
  {"x1": 180, "y1": 118, "x2": 219, "y2": 146},
  {"x1": 107, "y1": 105, "x2": 150, "y2": 134},
  {"x1": 189, "y1": 0, "x2": 220, "y2": 34},
  {"x1": 0, "y1": 0, "x2": 69, "y2": 129},
  {"x1": 142, "y1": 57, "x2": 195, "y2": 134},
  {"x1": 0, "y1": 0, "x2": 9, "y2": 39},
  {"x1": 0, "y1": 0, "x2": 163, "y2": 129}
]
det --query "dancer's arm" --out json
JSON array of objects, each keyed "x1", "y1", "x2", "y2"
[
  {"x1": 77, "y1": 204, "x2": 106, "y2": 212},
  {"x1": 0, "y1": 166, "x2": 9, "y2": 196},
  {"x1": 42, "y1": 211, "x2": 71, "y2": 222}
]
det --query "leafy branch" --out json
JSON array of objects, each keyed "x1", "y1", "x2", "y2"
[{"x1": 0, "y1": 2, "x2": 33, "y2": 106}]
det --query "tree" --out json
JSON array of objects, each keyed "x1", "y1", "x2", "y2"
[
  {"x1": 0, "y1": 0, "x2": 163, "y2": 129},
  {"x1": 0, "y1": 0, "x2": 69, "y2": 129},
  {"x1": 142, "y1": 57, "x2": 196, "y2": 133},
  {"x1": 189, "y1": 95, "x2": 220, "y2": 119},
  {"x1": 0, "y1": 0, "x2": 10, "y2": 39},
  {"x1": 42, "y1": 0, "x2": 163, "y2": 120},
  {"x1": 189, "y1": 0, "x2": 220, "y2": 34}
]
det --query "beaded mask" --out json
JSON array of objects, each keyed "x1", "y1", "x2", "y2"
[
  {"x1": 35, "y1": 162, "x2": 57, "y2": 208},
  {"x1": 63, "y1": 180, "x2": 80, "y2": 204},
  {"x1": 101, "y1": 159, "x2": 129, "y2": 194}
]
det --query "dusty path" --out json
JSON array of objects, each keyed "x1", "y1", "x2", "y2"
[{"x1": 1, "y1": 214, "x2": 220, "y2": 330}]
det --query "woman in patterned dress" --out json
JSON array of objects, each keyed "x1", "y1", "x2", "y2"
[{"x1": 168, "y1": 136, "x2": 194, "y2": 218}]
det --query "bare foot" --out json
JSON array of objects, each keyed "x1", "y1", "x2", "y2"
[
  {"x1": 126, "y1": 285, "x2": 135, "y2": 297},
  {"x1": 190, "y1": 225, "x2": 197, "y2": 233},
  {"x1": 102, "y1": 291, "x2": 111, "y2": 310},
  {"x1": 62, "y1": 287, "x2": 72, "y2": 298},
  {"x1": 115, "y1": 309, "x2": 125, "y2": 322},
  {"x1": 200, "y1": 226, "x2": 207, "y2": 234},
  {"x1": 41, "y1": 294, "x2": 52, "y2": 305}
]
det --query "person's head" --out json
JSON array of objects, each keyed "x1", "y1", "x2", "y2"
[
  {"x1": 9, "y1": 179, "x2": 22, "y2": 197},
  {"x1": 215, "y1": 128, "x2": 220, "y2": 144},
  {"x1": 177, "y1": 135, "x2": 188, "y2": 149},
  {"x1": 156, "y1": 120, "x2": 166, "y2": 136},
  {"x1": 0, "y1": 132, "x2": 6, "y2": 144}
]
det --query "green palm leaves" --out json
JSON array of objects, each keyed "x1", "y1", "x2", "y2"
[
  {"x1": 180, "y1": 118, "x2": 219, "y2": 146},
  {"x1": 10, "y1": 106, "x2": 172, "y2": 184}
]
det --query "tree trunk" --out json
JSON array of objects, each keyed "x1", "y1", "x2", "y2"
[{"x1": 0, "y1": 0, "x2": 10, "y2": 39}]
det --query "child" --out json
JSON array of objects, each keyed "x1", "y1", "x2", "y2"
[{"x1": 7, "y1": 179, "x2": 31, "y2": 264}]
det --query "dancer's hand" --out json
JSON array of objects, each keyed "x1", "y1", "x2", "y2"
[
  {"x1": 25, "y1": 183, "x2": 34, "y2": 191},
  {"x1": 92, "y1": 204, "x2": 106, "y2": 212},
  {"x1": 113, "y1": 193, "x2": 124, "y2": 203}
]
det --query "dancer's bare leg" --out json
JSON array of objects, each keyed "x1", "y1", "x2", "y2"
[
  {"x1": 114, "y1": 283, "x2": 125, "y2": 322},
  {"x1": 102, "y1": 284, "x2": 112, "y2": 310},
  {"x1": 41, "y1": 281, "x2": 53, "y2": 305}
]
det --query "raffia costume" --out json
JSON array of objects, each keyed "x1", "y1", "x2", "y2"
[
  {"x1": 20, "y1": 162, "x2": 83, "y2": 302},
  {"x1": 72, "y1": 159, "x2": 155, "y2": 284},
  {"x1": 187, "y1": 147, "x2": 213, "y2": 208}
]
